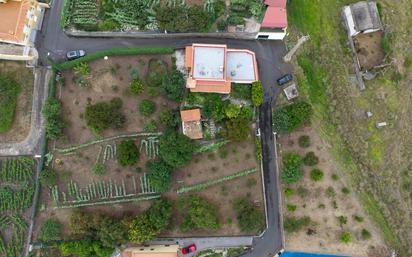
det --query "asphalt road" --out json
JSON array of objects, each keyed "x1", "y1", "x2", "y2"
[{"x1": 35, "y1": 1, "x2": 291, "y2": 256}]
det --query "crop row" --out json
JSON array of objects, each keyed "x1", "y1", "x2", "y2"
[
  {"x1": 177, "y1": 168, "x2": 257, "y2": 194},
  {"x1": 71, "y1": 0, "x2": 98, "y2": 26},
  {"x1": 0, "y1": 186, "x2": 34, "y2": 212},
  {"x1": 0, "y1": 214, "x2": 28, "y2": 256},
  {"x1": 195, "y1": 140, "x2": 230, "y2": 154},
  {"x1": 0, "y1": 157, "x2": 34, "y2": 183},
  {"x1": 140, "y1": 137, "x2": 159, "y2": 159}
]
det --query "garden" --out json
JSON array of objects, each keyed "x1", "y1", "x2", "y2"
[
  {"x1": 0, "y1": 157, "x2": 36, "y2": 257},
  {"x1": 273, "y1": 100, "x2": 387, "y2": 256},
  {"x1": 0, "y1": 61, "x2": 34, "y2": 143},
  {"x1": 61, "y1": 0, "x2": 266, "y2": 33},
  {"x1": 32, "y1": 47, "x2": 266, "y2": 256}
]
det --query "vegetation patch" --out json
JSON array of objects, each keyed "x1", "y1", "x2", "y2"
[{"x1": 0, "y1": 75, "x2": 21, "y2": 133}]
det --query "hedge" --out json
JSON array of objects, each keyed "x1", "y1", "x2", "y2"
[{"x1": 56, "y1": 47, "x2": 174, "y2": 71}]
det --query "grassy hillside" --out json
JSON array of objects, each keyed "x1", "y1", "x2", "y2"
[{"x1": 286, "y1": 0, "x2": 411, "y2": 256}]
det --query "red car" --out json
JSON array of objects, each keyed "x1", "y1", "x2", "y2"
[{"x1": 182, "y1": 244, "x2": 197, "y2": 254}]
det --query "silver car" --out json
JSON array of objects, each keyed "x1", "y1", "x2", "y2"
[{"x1": 66, "y1": 50, "x2": 86, "y2": 60}]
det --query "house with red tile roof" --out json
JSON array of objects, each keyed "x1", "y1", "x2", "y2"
[
  {"x1": 180, "y1": 109, "x2": 203, "y2": 140},
  {"x1": 256, "y1": 0, "x2": 288, "y2": 40},
  {"x1": 121, "y1": 245, "x2": 179, "y2": 257},
  {"x1": 184, "y1": 44, "x2": 258, "y2": 94}
]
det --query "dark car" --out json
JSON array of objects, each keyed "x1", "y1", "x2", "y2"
[
  {"x1": 182, "y1": 244, "x2": 196, "y2": 255},
  {"x1": 277, "y1": 73, "x2": 293, "y2": 86},
  {"x1": 66, "y1": 50, "x2": 86, "y2": 60}
]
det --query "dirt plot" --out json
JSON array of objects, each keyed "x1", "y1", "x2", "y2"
[
  {"x1": 163, "y1": 138, "x2": 264, "y2": 237},
  {"x1": 353, "y1": 31, "x2": 385, "y2": 70},
  {"x1": 0, "y1": 61, "x2": 33, "y2": 143},
  {"x1": 57, "y1": 55, "x2": 177, "y2": 146},
  {"x1": 279, "y1": 126, "x2": 386, "y2": 257}
]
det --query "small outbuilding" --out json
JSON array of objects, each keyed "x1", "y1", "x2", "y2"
[
  {"x1": 121, "y1": 245, "x2": 179, "y2": 257},
  {"x1": 180, "y1": 109, "x2": 203, "y2": 140},
  {"x1": 343, "y1": 1, "x2": 382, "y2": 37}
]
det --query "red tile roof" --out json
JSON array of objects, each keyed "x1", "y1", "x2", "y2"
[
  {"x1": 261, "y1": 6, "x2": 288, "y2": 28},
  {"x1": 180, "y1": 109, "x2": 201, "y2": 122}
]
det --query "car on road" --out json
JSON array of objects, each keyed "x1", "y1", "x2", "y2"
[
  {"x1": 182, "y1": 244, "x2": 196, "y2": 255},
  {"x1": 66, "y1": 50, "x2": 86, "y2": 60},
  {"x1": 276, "y1": 74, "x2": 293, "y2": 86}
]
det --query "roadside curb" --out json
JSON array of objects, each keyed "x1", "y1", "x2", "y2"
[
  {"x1": 273, "y1": 132, "x2": 286, "y2": 250},
  {"x1": 64, "y1": 30, "x2": 257, "y2": 40}
]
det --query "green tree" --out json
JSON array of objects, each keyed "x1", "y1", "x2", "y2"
[
  {"x1": 159, "y1": 109, "x2": 180, "y2": 128},
  {"x1": 340, "y1": 231, "x2": 352, "y2": 244},
  {"x1": 273, "y1": 101, "x2": 313, "y2": 134},
  {"x1": 181, "y1": 195, "x2": 220, "y2": 231},
  {"x1": 59, "y1": 240, "x2": 113, "y2": 257},
  {"x1": 40, "y1": 169, "x2": 58, "y2": 187},
  {"x1": 159, "y1": 130, "x2": 197, "y2": 167},
  {"x1": 128, "y1": 214, "x2": 159, "y2": 243},
  {"x1": 310, "y1": 169, "x2": 324, "y2": 181},
  {"x1": 39, "y1": 219, "x2": 63, "y2": 242},
  {"x1": 224, "y1": 104, "x2": 241, "y2": 119},
  {"x1": 234, "y1": 197, "x2": 264, "y2": 233},
  {"x1": 298, "y1": 135, "x2": 310, "y2": 148},
  {"x1": 146, "y1": 198, "x2": 173, "y2": 230},
  {"x1": 42, "y1": 98, "x2": 65, "y2": 139},
  {"x1": 281, "y1": 152, "x2": 303, "y2": 184},
  {"x1": 160, "y1": 70, "x2": 185, "y2": 102},
  {"x1": 85, "y1": 98, "x2": 125, "y2": 134},
  {"x1": 147, "y1": 161, "x2": 173, "y2": 192},
  {"x1": 303, "y1": 151, "x2": 319, "y2": 166},
  {"x1": 251, "y1": 81, "x2": 263, "y2": 107},
  {"x1": 97, "y1": 217, "x2": 128, "y2": 248},
  {"x1": 284, "y1": 216, "x2": 312, "y2": 233},
  {"x1": 130, "y1": 79, "x2": 144, "y2": 95},
  {"x1": 222, "y1": 115, "x2": 250, "y2": 141},
  {"x1": 139, "y1": 99, "x2": 156, "y2": 116},
  {"x1": 117, "y1": 140, "x2": 140, "y2": 166}
]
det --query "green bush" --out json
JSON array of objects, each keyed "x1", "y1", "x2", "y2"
[
  {"x1": 303, "y1": 152, "x2": 319, "y2": 166},
  {"x1": 251, "y1": 81, "x2": 263, "y2": 107},
  {"x1": 39, "y1": 219, "x2": 63, "y2": 242},
  {"x1": 57, "y1": 48, "x2": 174, "y2": 71},
  {"x1": 160, "y1": 70, "x2": 185, "y2": 102},
  {"x1": 341, "y1": 187, "x2": 350, "y2": 195},
  {"x1": 310, "y1": 169, "x2": 324, "y2": 181},
  {"x1": 284, "y1": 216, "x2": 312, "y2": 233},
  {"x1": 180, "y1": 195, "x2": 220, "y2": 231},
  {"x1": 340, "y1": 231, "x2": 352, "y2": 244},
  {"x1": 273, "y1": 101, "x2": 313, "y2": 134},
  {"x1": 255, "y1": 137, "x2": 262, "y2": 161},
  {"x1": 117, "y1": 140, "x2": 139, "y2": 166},
  {"x1": 325, "y1": 186, "x2": 336, "y2": 198},
  {"x1": 338, "y1": 216, "x2": 348, "y2": 226},
  {"x1": 139, "y1": 99, "x2": 156, "y2": 116},
  {"x1": 159, "y1": 130, "x2": 197, "y2": 167},
  {"x1": 92, "y1": 163, "x2": 105, "y2": 176},
  {"x1": 353, "y1": 215, "x2": 364, "y2": 222},
  {"x1": 284, "y1": 188, "x2": 295, "y2": 197},
  {"x1": 85, "y1": 98, "x2": 125, "y2": 134},
  {"x1": 331, "y1": 173, "x2": 339, "y2": 181},
  {"x1": 130, "y1": 79, "x2": 144, "y2": 95},
  {"x1": 234, "y1": 197, "x2": 264, "y2": 233},
  {"x1": 59, "y1": 240, "x2": 114, "y2": 257},
  {"x1": 287, "y1": 204, "x2": 297, "y2": 212},
  {"x1": 361, "y1": 229, "x2": 372, "y2": 240},
  {"x1": 0, "y1": 75, "x2": 21, "y2": 133},
  {"x1": 222, "y1": 114, "x2": 251, "y2": 141},
  {"x1": 40, "y1": 169, "x2": 58, "y2": 187},
  {"x1": 225, "y1": 104, "x2": 241, "y2": 119},
  {"x1": 159, "y1": 109, "x2": 180, "y2": 128},
  {"x1": 42, "y1": 98, "x2": 65, "y2": 139},
  {"x1": 146, "y1": 59, "x2": 168, "y2": 87},
  {"x1": 231, "y1": 83, "x2": 251, "y2": 99},
  {"x1": 147, "y1": 160, "x2": 173, "y2": 192},
  {"x1": 298, "y1": 135, "x2": 310, "y2": 148},
  {"x1": 217, "y1": 19, "x2": 227, "y2": 31},
  {"x1": 143, "y1": 120, "x2": 157, "y2": 132},
  {"x1": 281, "y1": 152, "x2": 303, "y2": 184}
]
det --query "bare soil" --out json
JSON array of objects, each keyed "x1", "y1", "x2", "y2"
[
  {"x1": 0, "y1": 61, "x2": 34, "y2": 143},
  {"x1": 353, "y1": 31, "x2": 385, "y2": 70},
  {"x1": 279, "y1": 125, "x2": 386, "y2": 257}
]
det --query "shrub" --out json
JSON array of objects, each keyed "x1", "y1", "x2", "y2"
[
  {"x1": 338, "y1": 216, "x2": 348, "y2": 226},
  {"x1": 39, "y1": 219, "x2": 63, "y2": 242},
  {"x1": 303, "y1": 152, "x2": 319, "y2": 166},
  {"x1": 57, "y1": 48, "x2": 174, "y2": 71},
  {"x1": 146, "y1": 59, "x2": 168, "y2": 87},
  {"x1": 85, "y1": 98, "x2": 125, "y2": 134},
  {"x1": 284, "y1": 188, "x2": 295, "y2": 197},
  {"x1": 341, "y1": 187, "x2": 350, "y2": 195},
  {"x1": 234, "y1": 197, "x2": 264, "y2": 233},
  {"x1": 180, "y1": 195, "x2": 220, "y2": 231},
  {"x1": 361, "y1": 229, "x2": 372, "y2": 240},
  {"x1": 160, "y1": 70, "x2": 185, "y2": 102},
  {"x1": 325, "y1": 186, "x2": 336, "y2": 198},
  {"x1": 251, "y1": 81, "x2": 263, "y2": 107},
  {"x1": 143, "y1": 120, "x2": 157, "y2": 132},
  {"x1": 147, "y1": 160, "x2": 173, "y2": 192},
  {"x1": 130, "y1": 79, "x2": 144, "y2": 95},
  {"x1": 281, "y1": 152, "x2": 303, "y2": 184},
  {"x1": 404, "y1": 56, "x2": 412, "y2": 68},
  {"x1": 225, "y1": 104, "x2": 241, "y2": 119},
  {"x1": 97, "y1": 217, "x2": 128, "y2": 248},
  {"x1": 284, "y1": 216, "x2": 312, "y2": 233},
  {"x1": 159, "y1": 130, "x2": 197, "y2": 167},
  {"x1": 40, "y1": 169, "x2": 58, "y2": 187},
  {"x1": 273, "y1": 101, "x2": 313, "y2": 134},
  {"x1": 139, "y1": 99, "x2": 156, "y2": 116},
  {"x1": 310, "y1": 169, "x2": 324, "y2": 181},
  {"x1": 340, "y1": 231, "x2": 352, "y2": 244},
  {"x1": 287, "y1": 204, "x2": 297, "y2": 212},
  {"x1": 331, "y1": 173, "x2": 339, "y2": 181},
  {"x1": 59, "y1": 240, "x2": 113, "y2": 257},
  {"x1": 42, "y1": 98, "x2": 65, "y2": 139},
  {"x1": 117, "y1": 140, "x2": 140, "y2": 166},
  {"x1": 353, "y1": 215, "x2": 364, "y2": 222},
  {"x1": 298, "y1": 135, "x2": 310, "y2": 148},
  {"x1": 159, "y1": 109, "x2": 180, "y2": 128},
  {"x1": 222, "y1": 114, "x2": 251, "y2": 141},
  {"x1": 231, "y1": 83, "x2": 251, "y2": 100},
  {"x1": 92, "y1": 164, "x2": 105, "y2": 176}
]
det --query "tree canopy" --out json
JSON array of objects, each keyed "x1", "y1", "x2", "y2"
[
  {"x1": 251, "y1": 81, "x2": 263, "y2": 107},
  {"x1": 281, "y1": 152, "x2": 304, "y2": 184},
  {"x1": 273, "y1": 101, "x2": 313, "y2": 134},
  {"x1": 234, "y1": 197, "x2": 264, "y2": 233},
  {"x1": 180, "y1": 195, "x2": 220, "y2": 231},
  {"x1": 117, "y1": 140, "x2": 140, "y2": 166},
  {"x1": 159, "y1": 130, "x2": 197, "y2": 167},
  {"x1": 42, "y1": 98, "x2": 65, "y2": 139},
  {"x1": 147, "y1": 160, "x2": 173, "y2": 192},
  {"x1": 84, "y1": 98, "x2": 125, "y2": 134},
  {"x1": 160, "y1": 70, "x2": 185, "y2": 102}
]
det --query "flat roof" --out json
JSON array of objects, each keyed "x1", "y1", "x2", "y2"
[
  {"x1": 192, "y1": 45, "x2": 225, "y2": 80},
  {"x1": 0, "y1": 0, "x2": 30, "y2": 44},
  {"x1": 226, "y1": 51, "x2": 257, "y2": 81},
  {"x1": 261, "y1": 6, "x2": 288, "y2": 28}
]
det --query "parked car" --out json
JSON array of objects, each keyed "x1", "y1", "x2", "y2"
[
  {"x1": 66, "y1": 50, "x2": 86, "y2": 60},
  {"x1": 182, "y1": 244, "x2": 197, "y2": 255},
  {"x1": 277, "y1": 73, "x2": 293, "y2": 86}
]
